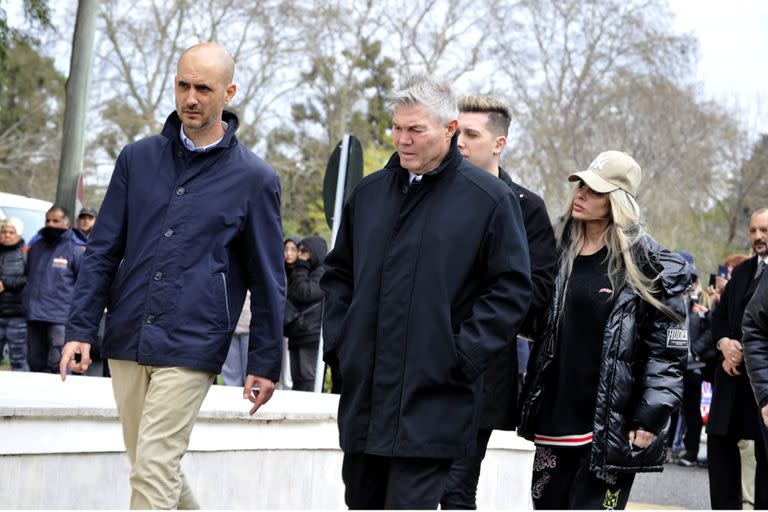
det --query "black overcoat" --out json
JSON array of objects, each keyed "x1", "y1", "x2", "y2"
[
  {"x1": 321, "y1": 137, "x2": 532, "y2": 459},
  {"x1": 478, "y1": 169, "x2": 556, "y2": 430},
  {"x1": 708, "y1": 256, "x2": 762, "y2": 438}
]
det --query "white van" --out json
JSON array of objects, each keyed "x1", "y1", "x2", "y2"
[{"x1": 0, "y1": 191, "x2": 53, "y2": 241}]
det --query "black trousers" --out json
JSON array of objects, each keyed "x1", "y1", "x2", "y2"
[
  {"x1": 530, "y1": 445, "x2": 635, "y2": 510},
  {"x1": 681, "y1": 370, "x2": 704, "y2": 457},
  {"x1": 440, "y1": 428, "x2": 493, "y2": 509},
  {"x1": 26, "y1": 321, "x2": 65, "y2": 373},
  {"x1": 342, "y1": 453, "x2": 452, "y2": 509},
  {"x1": 707, "y1": 432, "x2": 768, "y2": 509}
]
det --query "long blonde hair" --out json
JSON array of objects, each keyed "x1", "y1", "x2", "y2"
[{"x1": 555, "y1": 184, "x2": 680, "y2": 321}]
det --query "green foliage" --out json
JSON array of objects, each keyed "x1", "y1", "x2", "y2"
[
  {"x1": 0, "y1": 33, "x2": 65, "y2": 199},
  {"x1": 0, "y1": 0, "x2": 53, "y2": 64},
  {"x1": 278, "y1": 32, "x2": 396, "y2": 239}
]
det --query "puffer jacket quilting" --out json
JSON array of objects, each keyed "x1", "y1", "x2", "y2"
[{"x1": 519, "y1": 235, "x2": 690, "y2": 473}]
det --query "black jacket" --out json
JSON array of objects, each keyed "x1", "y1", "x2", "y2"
[
  {"x1": 321, "y1": 135, "x2": 532, "y2": 459},
  {"x1": 519, "y1": 235, "x2": 689, "y2": 473},
  {"x1": 0, "y1": 239, "x2": 27, "y2": 317},
  {"x1": 744, "y1": 269, "x2": 768, "y2": 409},
  {"x1": 689, "y1": 308, "x2": 715, "y2": 382},
  {"x1": 479, "y1": 169, "x2": 556, "y2": 430},
  {"x1": 708, "y1": 256, "x2": 762, "y2": 438},
  {"x1": 286, "y1": 236, "x2": 327, "y2": 349}
]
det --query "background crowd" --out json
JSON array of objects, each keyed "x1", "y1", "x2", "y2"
[{"x1": 0, "y1": 208, "x2": 329, "y2": 393}]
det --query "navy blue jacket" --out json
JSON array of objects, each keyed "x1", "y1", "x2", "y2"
[
  {"x1": 25, "y1": 230, "x2": 85, "y2": 323},
  {"x1": 321, "y1": 135, "x2": 532, "y2": 459},
  {"x1": 66, "y1": 111, "x2": 285, "y2": 378}
]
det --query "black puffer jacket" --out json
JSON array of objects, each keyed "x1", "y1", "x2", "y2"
[
  {"x1": 0, "y1": 239, "x2": 27, "y2": 317},
  {"x1": 519, "y1": 235, "x2": 690, "y2": 473},
  {"x1": 286, "y1": 236, "x2": 327, "y2": 349}
]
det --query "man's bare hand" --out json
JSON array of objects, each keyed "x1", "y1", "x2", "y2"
[
  {"x1": 628, "y1": 428, "x2": 656, "y2": 449},
  {"x1": 719, "y1": 338, "x2": 743, "y2": 376},
  {"x1": 723, "y1": 359, "x2": 743, "y2": 376},
  {"x1": 762, "y1": 404, "x2": 768, "y2": 429},
  {"x1": 59, "y1": 341, "x2": 92, "y2": 381},
  {"x1": 243, "y1": 374, "x2": 276, "y2": 415},
  {"x1": 0, "y1": 280, "x2": 5, "y2": 293}
]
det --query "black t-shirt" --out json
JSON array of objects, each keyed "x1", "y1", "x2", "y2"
[{"x1": 535, "y1": 246, "x2": 614, "y2": 445}]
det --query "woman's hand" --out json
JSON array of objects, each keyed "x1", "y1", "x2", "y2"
[
  {"x1": 628, "y1": 428, "x2": 656, "y2": 449},
  {"x1": 692, "y1": 303, "x2": 708, "y2": 314}
]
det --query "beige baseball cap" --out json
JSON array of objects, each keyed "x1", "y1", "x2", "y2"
[{"x1": 568, "y1": 150, "x2": 641, "y2": 197}]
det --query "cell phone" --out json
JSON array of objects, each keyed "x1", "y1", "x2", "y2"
[
  {"x1": 709, "y1": 273, "x2": 717, "y2": 288},
  {"x1": 718, "y1": 264, "x2": 729, "y2": 278}
]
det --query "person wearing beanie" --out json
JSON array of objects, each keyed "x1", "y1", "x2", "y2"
[
  {"x1": 518, "y1": 151, "x2": 691, "y2": 509},
  {"x1": 0, "y1": 217, "x2": 29, "y2": 371}
]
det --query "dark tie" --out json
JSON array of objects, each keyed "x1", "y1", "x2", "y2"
[{"x1": 757, "y1": 259, "x2": 766, "y2": 281}]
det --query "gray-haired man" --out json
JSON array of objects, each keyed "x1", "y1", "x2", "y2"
[{"x1": 320, "y1": 74, "x2": 532, "y2": 508}]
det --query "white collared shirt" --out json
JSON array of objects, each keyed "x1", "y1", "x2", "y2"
[
  {"x1": 179, "y1": 121, "x2": 228, "y2": 152},
  {"x1": 408, "y1": 172, "x2": 423, "y2": 185}
]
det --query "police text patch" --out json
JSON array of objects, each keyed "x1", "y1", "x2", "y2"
[{"x1": 666, "y1": 327, "x2": 688, "y2": 349}]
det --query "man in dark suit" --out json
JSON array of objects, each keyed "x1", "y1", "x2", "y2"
[
  {"x1": 439, "y1": 95, "x2": 557, "y2": 509},
  {"x1": 708, "y1": 206, "x2": 768, "y2": 509}
]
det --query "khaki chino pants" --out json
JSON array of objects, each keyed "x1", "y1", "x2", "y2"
[{"x1": 109, "y1": 359, "x2": 214, "y2": 509}]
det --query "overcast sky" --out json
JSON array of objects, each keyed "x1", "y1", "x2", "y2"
[{"x1": 668, "y1": 0, "x2": 768, "y2": 134}]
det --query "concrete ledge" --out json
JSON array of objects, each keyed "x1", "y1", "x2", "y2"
[{"x1": 0, "y1": 371, "x2": 534, "y2": 508}]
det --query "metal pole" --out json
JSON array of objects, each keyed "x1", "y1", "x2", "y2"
[
  {"x1": 55, "y1": 0, "x2": 98, "y2": 215},
  {"x1": 313, "y1": 134, "x2": 350, "y2": 392}
]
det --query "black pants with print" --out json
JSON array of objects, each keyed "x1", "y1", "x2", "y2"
[{"x1": 531, "y1": 444, "x2": 636, "y2": 510}]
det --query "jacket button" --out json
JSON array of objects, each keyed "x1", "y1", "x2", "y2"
[
  {"x1": 176, "y1": 150, "x2": 184, "y2": 158},
  {"x1": 176, "y1": 187, "x2": 185, "y2": 196},
  {"x1": 401, "y1": 185, "x2": 408, "y2": 194},
  {"x1": 146, "y1": 315, "x2": 155, "y2": 324},
  {"x1": 164, "y1": 228, "x2": 174, "y2": 238},
  {"x1": 153, "y1": 272, "x2": 163, "y2": 281}
]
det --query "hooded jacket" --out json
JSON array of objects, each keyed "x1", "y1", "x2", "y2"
[
  {"x1": 25, "y1": 229, "x2": 85, "y2": 324},
  {"x1": 518, "y1": 234, "x2": 690, "y2": 473},
  {"x1": 65, "y1": 111, "x2": 285, "y2": 378},
  {"x1": 286, "y1": 235, "x2": 328, "y2": 348},
  {"x1": 321, "y1": 135, "x2": 532, "y2": 459},
  {"x1": 0, "y1": 238, "x2": 27, "y2": 317}
]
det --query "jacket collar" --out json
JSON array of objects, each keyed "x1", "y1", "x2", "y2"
[
  {"x1": 385, "y1": 132, "x2": 462, "y2": 185},
  {"x1": 161, "y1": 110, "x2": 240, "y2": 149},
  {"x1": 498, "y1": 166, "x2": 513, "y2": 186}
]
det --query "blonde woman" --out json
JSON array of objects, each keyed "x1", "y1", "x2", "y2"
[{"x1": 518, "y1": 151, "x2": 691, "y2": 509}]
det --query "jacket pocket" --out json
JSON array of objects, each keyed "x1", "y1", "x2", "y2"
[
  {"x1": 108, "y1": 259, "x2": 127, "y2": 310},
  {"x1": 217, "y1": 272, "x2": 231, "y2": 331}
]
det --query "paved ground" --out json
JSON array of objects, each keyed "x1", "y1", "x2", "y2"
[{"x1": 628, "y1": 462, "x2": 709, "y2": 509}]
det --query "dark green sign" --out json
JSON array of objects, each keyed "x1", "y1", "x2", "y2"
[{"x1": 323, "y1": 135, "x2": 364, "y2": 229}]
